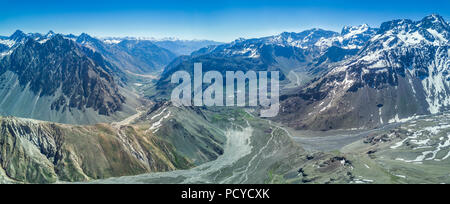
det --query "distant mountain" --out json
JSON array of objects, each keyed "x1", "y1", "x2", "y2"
[
  {"x1": 277, "y1": 14, "x2": 450, "y2": 130},
  {"x1": 0, "y1": 32, "x2": 135, "y2": 124},
  {"x1": 76, "y1": 34, "x2": 177, "y2": 74},
  {"x1": 101, "y1": 37, "x2": 223, "y2": 56},
  {"x1": 158, "y1": 29, "x2": 341, "y2": 86},
  {"x1": 151, "y1": 39, "x2": 223, "y2": 56}
]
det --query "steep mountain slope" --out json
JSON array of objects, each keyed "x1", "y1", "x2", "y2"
[
  {"x1": 0, "y1": 103, "x2": 227, "y2": 183},
  {"x1": 0, "y1": 33, "x2": 135, "y2": 125},
  {"x1": 278, "y1": 14, "x2": 450, "y2": 130}
]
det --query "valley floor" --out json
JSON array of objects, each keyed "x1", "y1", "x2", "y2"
[
  {"x1": 2, "y1": 99, "x2": 450, "y2": 184},
  {"x1": 86, "y1": 111, "x2": 300, "y2": 184},
  {"x1": 87, "y1": 110, "x2": 450, "y2": 184}
]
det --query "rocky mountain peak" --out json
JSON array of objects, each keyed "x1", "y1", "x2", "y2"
[
  {"x1": 76, "y1": 33, "x2": 96, "y2": 44},
  {"x1": 9, "y1": 30, "x2": 27, "y2": 42},
  {"x1": 378, "y1": 14, "x2": 449, "y2": 36},
  {"x1": 45, "y1": 30, "x2": 55, "y2": 38},
  {"x1": 378, "y1": 19, "x2": 415, "y2": 34}
]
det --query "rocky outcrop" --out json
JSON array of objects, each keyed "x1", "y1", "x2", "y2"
[{"x1": 0, "y1": 115, "x2": 188, "y2": 183}]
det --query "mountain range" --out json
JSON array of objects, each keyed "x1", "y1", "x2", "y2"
[
  {"x1": 101, "y1": 37, "x2": 223, "y2": 56},
  {"x1": 277, "y1": 14, "x2": 449, "y2": 130},
  {"x1": 0, "y1": 14, "x2": 449, "y2": 184},
  {"x1": 0, "y1": 31, "x2": 221, "y2": 124},
  {"x1": 155, "y1": 23, "x2": 381, "y2": 96},
  {"x1": 153, "y1": 14, "x2": 449, "y2": 132}
]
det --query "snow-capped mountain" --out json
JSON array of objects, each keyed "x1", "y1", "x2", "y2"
[
  {"x1": 1, "y1": 31, "x2": 179, "y2": 74},
  {"x1": 186, "y1": 26, "x2": 379, "y2": 70},
  {"x1": 315, "y1": 24, "x2": 379, "y2": 49},
  {"x1": 156, "y1": 25, "x2": 378, "y2": 97},
  {"x1": 1, "y1": 30, "x2": 78, "y2": 59},
  {"x1": 197, "y1": 29, "x2": 343, "y2": 59},
  {"x1": 262, "y1": 29, "x2": 340, "y2": 49},
  {"x1": 201, "y1": 26, "x2": 377, "y2": 59},
  {"x1": 278, "y1": 14, "x2": 450, "y2": 131},
  {"x1": 0, "y1": 30, "x2": 29, "y2": 58}
]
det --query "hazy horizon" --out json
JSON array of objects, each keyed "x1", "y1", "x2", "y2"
[{"x1": 1, "y1": 0, "x2": 449, "y2": 42}]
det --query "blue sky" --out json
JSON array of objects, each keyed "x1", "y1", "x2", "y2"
[{"x1": 0, "y1": 0, "x2": 449, "y2": 42}]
